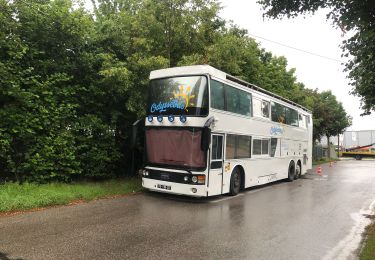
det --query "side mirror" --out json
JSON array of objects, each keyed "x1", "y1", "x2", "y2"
[{"x1": 201, "y1": 127, "x2": 211, "y2": 151}]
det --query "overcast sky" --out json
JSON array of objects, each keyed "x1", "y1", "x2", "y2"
[{"x1": 219, "y1": 0, "x2": 375, "y2": 131}]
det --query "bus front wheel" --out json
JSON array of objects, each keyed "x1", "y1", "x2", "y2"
[{"x1": 229, "y1": 167, "x2": 241, "y2": 196}]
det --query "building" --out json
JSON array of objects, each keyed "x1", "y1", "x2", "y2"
[{"x1": 320, "y1": 130, "x2": 375, "y2": 149}]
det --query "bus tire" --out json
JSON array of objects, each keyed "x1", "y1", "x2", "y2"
[
  {"x1": 295, "y1": 161, "x2": 302, "y2": 179},
  {"x1": 355, "y1": 155, "x2": 362, "y2": 160},
  {"x1": 229, "y1": 167, "x2": 241, "y2": 196},
  {"x1": 287, "y1": 161, "x2": 295, "y2": 182}
]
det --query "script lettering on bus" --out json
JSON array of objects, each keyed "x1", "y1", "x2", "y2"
[
  {"x1": 270, "y1": 126, "x2": 284, "y2": 136},
  {"x1": 150, "y1": 99, "x2": 185, "y2": 113},
  {"x1": 150, "y1": 85, "x2": 195, "y2": 113}
]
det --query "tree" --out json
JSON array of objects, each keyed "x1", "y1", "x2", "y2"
[
  {"x1": 258, "y1": 0, "x2": 375, "y2": 114},
  {"x1": 0, "y1": 0, "x2": 353, "y2": 182},
  {"x1": 319, "y1": 91, "x2": 352, "y2": 157}
]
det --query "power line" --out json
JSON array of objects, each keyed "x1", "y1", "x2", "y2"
[{"x1": 248, "y1": 32, "x2": 343, "y2": 63}]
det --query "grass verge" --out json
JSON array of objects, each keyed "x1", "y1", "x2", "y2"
[
  {"x1": 312, "y1": 157, "x2": 340, "y2": 166},
  {"x1": 0, "y1": 178, "x2": 142, "y2": 213},
  {"x1": 360, "y1": 220, "x2": 375, "y2": 260}
]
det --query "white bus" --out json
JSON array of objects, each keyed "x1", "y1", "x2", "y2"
[{"x1": 141, "y1": 65, "x2": 312, "y2": 197}]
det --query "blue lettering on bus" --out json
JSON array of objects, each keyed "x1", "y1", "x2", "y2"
[
  {"x1": 150, "y1": 99, "x2": 185, "y2": 113},
  {"x1": 270, "y1": 126, "x2": 283, "y2": 135}
]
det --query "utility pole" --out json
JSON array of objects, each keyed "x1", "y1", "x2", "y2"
[{"x1": 337, "y1": 132, "x2": 340, "y2": 158}]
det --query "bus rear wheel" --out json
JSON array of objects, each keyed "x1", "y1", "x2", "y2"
[
  {"x1": 294, "y1": 161, "x2": 301, "y2": 179},
  {"x1": 287, "y1": 162, "x2": 295, "y2": 182},
  {"x1": 229, "y1": 167, "x2": 241, "y2": 196}
]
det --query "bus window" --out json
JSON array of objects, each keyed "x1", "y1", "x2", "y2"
[
  {"x1": 253, "y1": 138, "x2": 270, "y2": 155},
  {"x1": 210, "y1": 80, "x2": 225, "y2": 110},
  {"x1": 226, "y1": 134, "x2": 251, "y2": 159},
  {"x1": 286, "y1": 107, "x2": 298, "y2": 126},
  {"x1": 261, "y1": 139, "x2": 269, "y2": 154},
  {"x1": 253, "y1": 98, "x2": 269, "y2": 119},
  {"x1": 304, "y1": 115, "x2": 309, "y2": 128},
  {"x1": 271, "y1": 102, "x2": 285, "y2": 123},
  {"x1": 270, "y1": 138, "x2": 278, "y2": 157},
  {"x1": 226, "y1": 134, "x2": 236, "y2": 159},
  {"x1": 253, "y1": 139, "x2": 262, "y2": 155},
  {"x1": 262, "y1": 100, "x2": 270, "y2": 118},
  {"x1": 148, "y1": 76, "x2": 208, "y2": 116},
  {"x1": 212, "y1": 135, "x2": 223, "y2": 160},
  {"x1": 237, "y1": 135, "x2": 251, "y2": 158},
  {"x1": 226, "y1": 86, "x2": 251, "y2": 116}
]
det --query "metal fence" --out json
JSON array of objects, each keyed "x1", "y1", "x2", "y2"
[
  {"x1": 313, "y1": 145, "x2": 325, "y2": 160},
  {"x1": 313, "y1": 144, "x2": 337, "y2": 160}
]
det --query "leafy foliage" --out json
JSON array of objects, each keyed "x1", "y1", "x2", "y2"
[
  {"x1": 0, "y1": 0, "x2": 351, "y2": 183},
  {"x1": 257, "y1": 0, "x2": 375, "y2": 114}
]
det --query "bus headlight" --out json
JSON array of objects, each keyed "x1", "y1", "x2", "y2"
[
  {"x1": 191, "y1": 175, "x2": 205, "y2": 184},
  {"x1": 147, "y1": 115, "x2": 153, "y2": 122},
  {"x1": 142, "y1": 169, "x2": 149, "y2": 176}
]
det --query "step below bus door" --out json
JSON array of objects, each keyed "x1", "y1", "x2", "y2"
[{"x1": 208, "y1": 134, "x2": 224, "y2": 196}]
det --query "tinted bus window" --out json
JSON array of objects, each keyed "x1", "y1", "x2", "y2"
[
  {"x1": 271, "y1": 102, "x2": 285, "y2": 123},
  {"x1": 270, "y1": 138, "x2": 278, "y2": 157},
  {"x1": 210, "y1": 80, "x2": 251, "y2": 117},
  {"x1": 226, "y1": 134, "x2": 251, "y2": 159},
  {"x1": 210, "y1": 80, "x2": 225, "y2": 110},
  {"x1": 262, "y1": 100, "x2": 270, "y2": 118}
]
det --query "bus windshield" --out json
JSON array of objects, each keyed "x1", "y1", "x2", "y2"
[
  {"x1": 148, "y1": 76, "x2": 208, "y2": 116},
  {"x1": 146, "y1": 128, "x2": 206, "y2": 169}
]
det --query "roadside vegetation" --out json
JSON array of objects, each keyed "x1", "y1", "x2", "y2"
[
  {"x1": 0, "y1": 0, "x2": 351, "y2": 185},
  {"x1": 312, "y1": 157, "x2": 339, "y2": 166},
  {"x1": 360, "y1": 220, "x2": 375, "y2": 260},
  {"x1": 0, "y1": 178, "x2": 142, "y2": 213}
]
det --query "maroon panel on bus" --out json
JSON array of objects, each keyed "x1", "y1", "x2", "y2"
[{"x1": 146, "y1": 128, "x2": 205, "y2": 168}]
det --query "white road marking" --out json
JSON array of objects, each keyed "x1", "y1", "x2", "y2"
[
  {"x1": 209, "y1": 193, "x2": 244, "y2": 203},
  {"x1": 323, "y1": 198, "x2": 375, "y2": 260},
  {"x1": 209, "y1": 186, "x2": 274, "y2": 203}
]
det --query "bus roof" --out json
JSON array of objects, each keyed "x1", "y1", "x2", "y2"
[{"x1": 150, "y1": 65, "x2": 311, "y2": 114}]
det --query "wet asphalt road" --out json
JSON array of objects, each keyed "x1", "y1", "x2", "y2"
[{"x1": 1, "y1": 160, "x2": 375, "y2": 260}]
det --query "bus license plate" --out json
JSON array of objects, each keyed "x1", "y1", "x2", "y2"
[{"x1": 157, "y1": 184, "x2": 171, "y2": 190}]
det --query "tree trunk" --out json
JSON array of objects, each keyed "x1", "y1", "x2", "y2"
[{"x1": 327, "y1": 135, "x2": 331, "y2": 158}]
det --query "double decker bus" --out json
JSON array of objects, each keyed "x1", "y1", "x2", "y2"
[{"x1": 141, "y1": 65, "x2": 312, "y2": 197}]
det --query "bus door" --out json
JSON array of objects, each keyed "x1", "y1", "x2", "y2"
[{"x1": 208, "y1": 134, "x2": 224, "y2": 196}]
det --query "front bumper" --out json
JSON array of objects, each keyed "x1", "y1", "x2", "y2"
[{"x1": 142, "y1": 178, "x2": 207, "y2": 197}]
